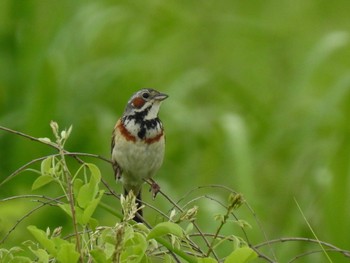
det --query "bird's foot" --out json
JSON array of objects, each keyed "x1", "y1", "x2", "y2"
[{"x1": 149, "y1": 180, "x2": 160, "y2": 199}]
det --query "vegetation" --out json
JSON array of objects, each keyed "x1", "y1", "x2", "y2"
[{"x1": 1, "y1": 1, "x2": 350, "y2": 262}]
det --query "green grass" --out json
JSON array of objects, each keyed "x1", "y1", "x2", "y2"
[{"x1": 1, "y1": 0, "x2": 350, "y2": 262}]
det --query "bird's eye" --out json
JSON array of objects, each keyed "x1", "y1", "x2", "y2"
[{"x1": 142, "y1": 92, "x2": 150, "y2": 99}]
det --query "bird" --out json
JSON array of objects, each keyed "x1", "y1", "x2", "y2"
[{"x1": 111, "y1": 88, "x2": 168, "y2": 222}]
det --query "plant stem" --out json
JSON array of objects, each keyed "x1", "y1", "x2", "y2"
[
  {"x1": 206, "y1": 207, "x2": 230, "y2": 257},
  {"x1": 51, "y1": 122, "x2": 83, "y2": 263},
  {"x1": 155, "y1": 237, "x2": 197, "y2": 263}
]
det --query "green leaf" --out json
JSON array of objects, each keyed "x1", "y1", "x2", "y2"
[
  {"x1": 9, "y1": 256, "x2": 32, "y2": 263},
  {"x1": 90, "y1": 248, "x2": 111, "y2": 263},
  {"x1": 27, "y1": 226, "x2": 57, "y2": 256},
  {"x1": 58, "y1": 204, "x2": 72, "y2": 217},
  {"x1": 197, "y1": 258, "x2": 218, "y2": 263},
  {"x1": 224, "y1": 247, "x2": 257, "y2": 263},
  {"x1": 121, "y1": 232, "x2": 147, "y2": 263},
  {"x1": 28, "y1": 247, "x2": 49, "y2": 263},
  {"x1": 147, "y1": 222, "x2": 183, "y2": 240},
  {"x1": 58, "y1": 204, "x2": 84, "y2": 225},
  {"x1": 86, "y1": 163, "x2": 101, "y2": 182},
  {"x1": 233, "y1": 219, "x2": 252, "y2": 229},
  {"x1": 56, "y1": 243, "x2": 80, "y2": 263},
  {"x1": 140, "y1": 254, "x2": 150, "y2": 263},
  {"x1": 185, "y1": 222, "x2": 194, "y2": 234},
  {"x1": 77, "y1": 183, "x2": 96, "y2": 208},
  {"x1": 77, "y1": 164, "x2": 101, "y2": 208},
  {"x1": 73, "y1": 179, "x2": 84, "y2": 198},
  {"x1": 81, "y1": 190, "x2": 104, "y2": 224},
  {"x1": 32, "y1": 175, "x2": 54, "y2": 190},
  {"x1": 52, "y1": 237, "x2": 70, "y2": 248},
  {"x1": 89, "y1": 218, "x2": 99, "y2": 231},
  {"x1": 40, "y1": 156, "x2": 53, "y2": 175}
]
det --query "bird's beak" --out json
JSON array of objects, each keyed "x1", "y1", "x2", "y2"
[{"x1": 154, "y1": 92, "x2": 168, "y2": 101}]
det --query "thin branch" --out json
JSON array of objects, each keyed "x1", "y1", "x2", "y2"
[
  {"x1": 254, "y1": 237, "x2": 350, "y2": 258},
  {"x1": 102, "y1": 177, "x2": 193, "y2": 263},
  {"x1": 176, "y1": 184, "x2": 238, "y2": 206},
  {"x1": 289, "y1": 249, "x2": 349, "y2": 263},
  {"x1": 180, "y1": 184, "x2": 277, "y2": 261},
  {"x1": 181, "y1": 194, "x2": 251, "y2": 243},
  {"x1": 188, "y1": 233, "x2": 274, "y2": 262},
  {"x1": 145, "y1": 182, "x2": 212, "y2": 259},
  {"x1": 0, "y1": 196, "x2": 63, "y2": 244},
  {"x1": 0, "y1": 194, "x2": 63, "y2": 203},
  {"x1": 244, "y1": 200, "x2": 277, "y2": 261},
  {"x1": 0, "y1": 155, "x2": 54, "y2": 187},
  {"x1": 0, "y1": 126, "x2": 106, "y2": 165},
  {"x1": 52, "y1": 128, "x2": 82, "y2": 262},
  {"x1": 0, "y1": 125, "x2": 59, "y2": 149},
  {"x1": 1, "y1": 152, "x2": 112, "y2": 188},
  {"x1": 66, "y1": 152, "x2": 112, "y2": 164}
]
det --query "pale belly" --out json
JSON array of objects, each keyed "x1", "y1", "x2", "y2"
[{"x1": 112, "y1": 137, "x2": 165, "y2": 192}]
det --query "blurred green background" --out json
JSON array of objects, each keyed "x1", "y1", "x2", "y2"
[{"x1": 1, "y1": 0, "x2": 350, "y2": 262}]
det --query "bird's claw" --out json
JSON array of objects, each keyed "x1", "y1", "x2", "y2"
[{"x1": 149, "y1": 181, "x2": 160, "y2": 199}]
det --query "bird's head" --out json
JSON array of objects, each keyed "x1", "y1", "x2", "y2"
[{"x1": 124, "y1": 88, "x2": 168, "y2": 120}]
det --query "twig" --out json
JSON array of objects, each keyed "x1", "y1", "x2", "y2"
[
  {"x1": 254, "y1": 237, "x2": 350, "y2": 258},
  {"x1": 184, "y1": 194, "x2": 275, "y2": 261},
  {"x1": 181, "y1": 194, "x2": 251, "y2": 242},
  {"x1": 289, "y1": 249, "x2": 350, "y2": 263},
  {"x1": 145, "y1": 182, "x2": 212, "y2": 259},
  {"x1": 206, "y1": 193, "x2": 245, "y2": 258},
  {"x1": 0, "y1": 155, "x2": 55, "y2": 187},
  {"x1": 244, "y1": 200, "x2": 277, "y2": 261},
  {"x1": 0, "y1": 194, "x2": 63, "y2": 203},
  {"x1": 0, "y1": 196, "x2": 62, "y2": 244},
  {"x1": 66, "y1": 152, "x2": 112, "y2": 164},
  {"x1": 0, "y1": 125, "x2": 59, "y2": 149},
  {"x1": 1, "y1": 152, "x2": 112, "y2": 188},
  {"x1": 176, "y1": 184, "x2": 238, "y2": 206},
  {"x1": 188, "y1": 233, "x2": 274, "y2": 262},
  {"x1": 180, "y1": 184, "x2": 277, "y2": 261},
  {"x1": 51, "y1": 123, "x2": 82, "y2": 263}
]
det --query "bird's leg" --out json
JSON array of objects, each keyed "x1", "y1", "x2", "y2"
[
  {"x1": 112, "y1": 162, "x2": 122, "y2": 181},
  {"x1": 148, "y1": 179, "x2": 160, "y2": 199}
]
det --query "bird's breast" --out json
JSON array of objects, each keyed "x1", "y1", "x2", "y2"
[{"x1": 112, "y1": 119, "x2": 165, "y2": 184}]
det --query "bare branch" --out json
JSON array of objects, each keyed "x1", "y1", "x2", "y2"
[
  {"x1": 289, "y1": 249, "x2": 350, "y2": 263},
  {"x1": 0, "y1": 125, "x2": 59, "y2": 149},
  {"x1": 254, "y1": 237, "x2": 350, "y2": 258},
  {"x1": 0, "y1": 196, "x2": 63, "y2": 244},
  {"x1": 144, "y1": 181, "x2": 214, "y2": 259}
]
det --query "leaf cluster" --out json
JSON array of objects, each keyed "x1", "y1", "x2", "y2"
[{"x1": 1, "y1": 123, "x2": 349, "y2": 263}]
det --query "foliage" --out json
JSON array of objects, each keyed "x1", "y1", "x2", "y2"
[
  {"x1": 0, "y1": 123, "x2": 259, "y2": 262},
  {"x1": 1, "y1": 1, "x2": 350, "y2": 262},
  {"x1": 1, "y1": 124, "x2": 349, "y2": 262}
]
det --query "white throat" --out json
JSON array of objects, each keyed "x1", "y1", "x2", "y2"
[{"x1": 144, "y1": 101, "x2": 162, "y2": 120}]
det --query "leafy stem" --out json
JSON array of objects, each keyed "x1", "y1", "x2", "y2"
[
  {"x1": 206, "y1": 193, "x2": 244, "y2": 257},
  {"x1": 50, "y1": 121, "x2": 83, "y2": 262}
]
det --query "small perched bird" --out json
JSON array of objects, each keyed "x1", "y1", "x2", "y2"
[{"x1": 111, "y1": 88, "x2": 168, "y2": 222}]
